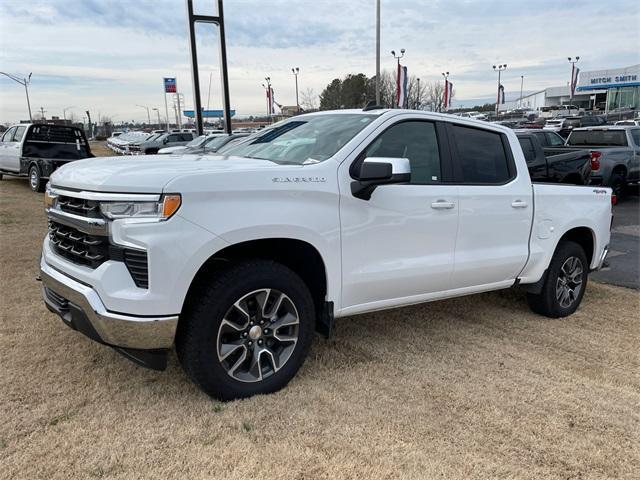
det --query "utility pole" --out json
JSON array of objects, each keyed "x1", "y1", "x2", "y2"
[
  {"x1": 152, "y1": 108, "x2": 162, "y2": 128},
  {"x1": 85, "y1": 110, "x2": 93, "y2": 139},
  {"x1": 136, "y1": 105, "x2": 151, "y2": 125},
  {"x1": 492, "y1": 64, "x2": 507, "y2": 117},
  {"x1": 0, "y1": 71, "x2": 32, "y2": 121},
  {"x1": 291, "y1": 67, "x2": 300, "y2": 113},
  {"x1": 519, "y1": 75, "x2": 524, "y2": 109},
  {"x1": 39, "y1": 106, "x2": 46, "y2": 120},
  {"x1": 416, "y1": 77, "x2": 420, "y2": 109},
  {"x1": 442, "y1": 72, "x2": 450, "y2": 112},
  {"x1": 175, "y1": 93, "x2": 182, "y2": 129},
  {"x1": 262, "y1": 77, "x2": 273, "y2": 121},
  {"x1": 63, "y1": 106, "x2": 75, "y2": 122},
  {"x1": 375, "y1": 0, "x2": 380, "y2": 105},
  {"x1": 391, "y1": 49, "x2": 405, "y2": 108}
]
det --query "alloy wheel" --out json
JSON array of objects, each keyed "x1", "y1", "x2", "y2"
[
  {"x1": 216, "y1": 288, "x2": 299, "y2": 383},
  {"x1": 556, "y1": 256, "x2": 583, "y2": 308}
]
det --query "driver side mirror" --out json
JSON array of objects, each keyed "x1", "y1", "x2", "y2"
[{"x1": 351, "y1": 157, "x2": 411, "y2": 200}]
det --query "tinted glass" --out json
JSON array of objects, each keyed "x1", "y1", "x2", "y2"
[
  {"x1": 567, "y1": 130, "x2": 628, "y2": 147},
  {"x1": 546, "y1": 132, "x2": 565, "y2": 146},
  {"x1": 531, "y1": 131, "x2": 547, "y2": 146},
  {"x1": 452, "y1": 125, "x2": 511, "y2": 183},
  {"x1": 12, "y1": 126, "x2": 26, "y2": 142},
  {"x1": 630, "y1": 129, "x2": 640, "y2": 146},
  {"x1": 167, "y1": 134, "x2": 180, "y2": 142},
  {"x1": 565, "y1": 119, "x2": 582, "y2": 128},
  {"x1": 518, "y1": 137, "x2": 536, "y2": 162},
  {"x1": 363, "y1": 121, "x2": 441, "y2": 183}
]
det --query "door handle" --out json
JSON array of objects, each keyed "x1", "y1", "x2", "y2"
[
  {"x1": 431, "y1": 200, "x2": 455, "y2": 210},
  {"x1": 511, "y1": 200, "x2": 528, "y2": 208}
]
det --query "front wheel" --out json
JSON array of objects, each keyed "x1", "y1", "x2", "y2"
[
  {"x1": 29, "y1": 165, "x2": 46, "y2": 192},
  {"x1": 176, "y1": 260, "x2": 315, "y2": 400},
  {"x1": 527, "y1": 241, "x2": 588, "y2": 318}
]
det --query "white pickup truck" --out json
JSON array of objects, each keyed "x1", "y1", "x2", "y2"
[{"x1": 40, "y1": 109, "x2": 612, "y2": 400}]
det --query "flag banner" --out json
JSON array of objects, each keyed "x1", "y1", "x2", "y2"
[
  {"x1": 164, "y1": 77, "x2": 177, "y2": 93},
  {"x1": 443, "y1": 80, "x2": 454, "y2": 109},
  {"x1": 397, "y1": 64, "x2": 408, "y2": 108},
  {"x1": 570, "y1": 66, "x2": 580, "y2": 100},
  {"x1": 498, "y1": 84, "x2": 505, "y2": 104}
]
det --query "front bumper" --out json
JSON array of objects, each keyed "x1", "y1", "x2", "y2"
[{"x1": 40, "y1": 258, "x2": 178, "y2": 368}]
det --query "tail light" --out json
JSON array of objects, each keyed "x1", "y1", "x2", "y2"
[
  {"x1": 590, "y1": 151, "x2": 601, "y2": 171},
  {"x1": 611, "y1": 194, "x2": 617, "y2": 206}
]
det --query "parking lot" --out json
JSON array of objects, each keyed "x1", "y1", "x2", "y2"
[{"x1": 1, "y1": 174, "x2": 638, "y2": 479}]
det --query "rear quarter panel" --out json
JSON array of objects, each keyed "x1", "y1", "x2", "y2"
[{"x1": 519, "y1": 184, "x2": 612, "y2": 283}]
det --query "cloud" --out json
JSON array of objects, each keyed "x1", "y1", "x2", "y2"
[{"x1": 1, "y1": 0, "x2": 638, "y2": 123}]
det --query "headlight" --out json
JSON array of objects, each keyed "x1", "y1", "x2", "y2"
[
  {"x1": 44, "y1": 182, "x2": 57, "y2": 209},
  {"x1": 99, "y1": 194, "x2": 181, "y2": 220}
]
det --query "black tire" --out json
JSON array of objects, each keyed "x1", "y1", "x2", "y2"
[
  {"x1": 609, "y1": 173, "x2": 626, "y2": 202},
  {"x1": 0, "y1": 173, "x2": 3, "y2": 180},
  {"x1": 527, "y1": 241, "x2": 588, "y2": 318},
  {"x1": 28, "y1": 165, "x2": 46, "y2": 192},
  {"x1": 176, "y1": 260, "x2": 315, "y2": 400},
  {"x1": 144, "y1": 148, "x2": 158, "y2": 155}
]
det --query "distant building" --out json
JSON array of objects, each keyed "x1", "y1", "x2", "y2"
[{"x1": 503, "y1": 64, "x2": 639, "y2": 113}]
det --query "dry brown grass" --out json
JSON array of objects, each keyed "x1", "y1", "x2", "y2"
[
  {"x1": 90, "y1": 141, "x2": 115, "y2": 157},
  {"x1": 1, "y1": 176, "x2": 639, "y2": 480}
]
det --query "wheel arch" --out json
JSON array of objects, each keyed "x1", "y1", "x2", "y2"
[
  {"x1": 556, "y1": 226, "x2": 595, "y2": 266},
  {"x1": 181, "y1": 237, "x2": 331, "y2": 334}
]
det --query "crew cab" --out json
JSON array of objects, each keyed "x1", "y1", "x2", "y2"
[
  {"x1": 0, "y1": 123, "x2": 92, "y2": 192},
  {"x1": 39, "y1": 109, "x2": 612, "y2": 400},
  {"x1": 564, "y1": 126, "x2": 640, "y2": 198},
  {"x1": 515, "y1": 130, "x2": 592, "y2": 184}
]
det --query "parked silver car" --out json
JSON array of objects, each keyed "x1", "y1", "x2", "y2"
[{"x1": 128, "y1": 132, "x2": 194, "y2": 155}]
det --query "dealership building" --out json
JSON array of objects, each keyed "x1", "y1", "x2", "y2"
[{"x1": 503, "y1": 64, "x2": 639, "y2": 112}]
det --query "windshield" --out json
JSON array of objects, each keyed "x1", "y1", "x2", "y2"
[
  {"x1": 185, "y1": 135, "x2": 209, "y2": 147},
  {"x1": 567, "y1": 130, "x2": 628, "y2": 147},
  {"x1": 202, "y1": 135, "x2": 233, "y2": 150},
  {"x1": 221, "y1": 113, "x2": 377, "y2": 164},
  {"x1": 145, "y1": 133, "x2": 162, "y2": 142}
]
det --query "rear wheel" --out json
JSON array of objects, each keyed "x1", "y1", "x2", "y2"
[
  {"x1": 29, "y1": 165, "x2": 46, "y2": 192},
  {"x1": 609, "y1": 173, "x2": 626, "y2": 202},
  {"x1": 144, "y1": 148, "x2": 158, "y2": 155},
  {"x1": 176, "y1": 260, "x2": 315, "y2": 400},
  {"x1": 527, "y1": 241, "x2": 588, "y2": 318}
]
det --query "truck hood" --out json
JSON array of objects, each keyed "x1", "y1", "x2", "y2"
[
  {"x1": 158, "y1": 145, "x2": 188, "y2": 154},
  {"x1": 50, "y1": 154, "x2": 299, "y2": 193}
]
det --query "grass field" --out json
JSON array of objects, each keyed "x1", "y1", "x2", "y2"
[{"x1": 1, "y1": 175, "x2": 639, "y2": 479}]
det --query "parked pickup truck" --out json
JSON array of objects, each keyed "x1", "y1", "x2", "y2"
[
  {"x1": 127, "y1": 132, "x2": 194, "y2": 155},
  {"x1": 564, "y1": 126, "x2": 640, "y2": 198},
  {"x1": 39, "y1": 109, "x2": 612, "y2": 400},
  {"x1": 0, "y1": 123, "x2": 92, "y2": 192},
  {"x1": 515, "y1": 130, "x2": 592, "y2": 184}
]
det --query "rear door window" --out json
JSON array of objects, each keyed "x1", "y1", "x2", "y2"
[
  {"x1": 12, "y1": 126, "x2": 26, "y2": 142},
  {"x1": 630, "y1": 129, "x2": 640, "y2": 146},
  {"x1": 451, "y1": 125, "x2": 512, "y2": 183},
  {"x1": 545, "y1": 132, "x2": 565, "y2": 146}
]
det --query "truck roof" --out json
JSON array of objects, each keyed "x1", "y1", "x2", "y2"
[{"x1": 573, "y1": 126, "x2": 638, "y2": 131}]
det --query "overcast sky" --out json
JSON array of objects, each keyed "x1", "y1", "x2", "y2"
[{"x1": 1, "y1": 0, "x2": 639, "y2": 124}]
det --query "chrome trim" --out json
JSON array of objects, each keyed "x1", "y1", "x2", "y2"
[
  {"x1": 49, "y1": 187, "x2": 161, "y2": 202},
  {"x1": 40, "y1": 260, "x2": 178, "y2": 349},
  {"x1": 46, "y1": 208, "x2": 108, "y2": 236},
  {"x1": 595, "y1": 246, "x2": 609, "y2": 271}
]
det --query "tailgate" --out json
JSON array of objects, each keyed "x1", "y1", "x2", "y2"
[{"x1": 23, "y1": 125, "x2": 92, "y2": 160}]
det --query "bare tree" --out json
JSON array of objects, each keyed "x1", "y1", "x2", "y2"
[
  {"x1": 425, "y1": 80, "x2": 455, "y2": 112},
  {"x1": 300, "y1": 88, "x2": 318, "y2": 112}
]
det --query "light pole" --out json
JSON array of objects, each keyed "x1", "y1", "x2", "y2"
[
  {"x1": 416, "y1": 77, "x2": 421, "y2": 109},
  {"x1": 568, "y1": 56, "x2": 580, "y2": 105},
  {"x1": 519, "y1": 75, "x2": 524, "y2": 109},
  {"x1": 39, "y1": 106, "x2": 47, "y2": 121},
  {"x1": 152, "y1": 108, "x2": 161, "y2": 128},
  {"x1": 375, "y1": 0, "x2": 381, "y2": 105},
  {"x1": 391, "y1": 48, "x2": 405, "y2": 108},
  {"x1": 291, "y1": 67, "x2": 300, "y2": 114},
  {"x1": 492, "y1": 64, "x2": 507, "y2": 117},
  {"x1": 63, "y1": 106, "x2": 75, "y2": 122},
  {"x1": 136, "y1": 104, "x2": 151, "y2": 125},
  {"x1": 1, "y1": 71, "x2": 33, "y2": 121},
  {"x1": 262, "y1": 77, "x2": 272, "y2": 119},
  {"x1": 441, "y1": 72, "x2": 450, "y2": 112}
]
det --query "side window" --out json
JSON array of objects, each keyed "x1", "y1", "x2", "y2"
[
  {"x1": 532, "y1": 132, "x2": 548, "y2": 147},
  {"x1": 168, "y1": 134, "x2": 180, "y2": 142},
  {"x1": 363, "y1": 121, "x2": 441, "y2": 184},
  {"x1": 630, "y1": 129, "x2": 640, "y2": 146},
  {"x1": 518, "y1": 137, "x2": 536, "y2": 162},
  {"x1": 1, "y1": 127, "x2": 16, "y2": 142},
  {"x1": 181, "y1": 134, "x2": 193, "y2": 141},
  {"x1": 452, "y1": 125, "x2": 511, "y2": 183},
  {"x1": 12, "y1": 126, "x2": 26, "y2": 142},
  {"x1": 546, "y1": 132, "x2": 565, "y2": 146}
]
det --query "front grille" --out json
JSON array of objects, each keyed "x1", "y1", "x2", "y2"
[
  {"x1": 57, "y1": 196, "x2": 101, "y2": 218},
  {"x1": 124, "y1": 249, "x2": 149, "y2": 288},
  {"x1": 48, "y1": 220, "x2": 109, "y2": 268}
]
